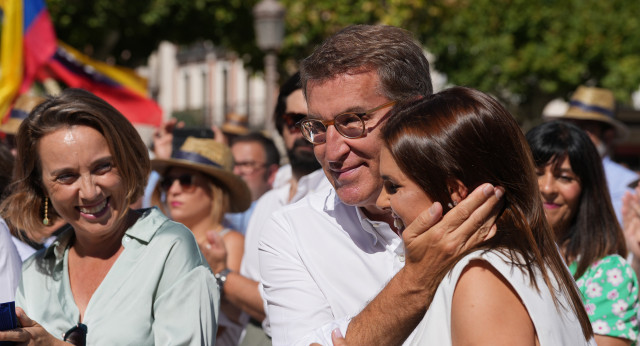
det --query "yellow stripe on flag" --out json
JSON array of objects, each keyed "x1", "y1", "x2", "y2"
[
  {"x1": 0, "y1": 0, "x2": 24, "y2": 122},
  {"x1": 57, "y1": 41, "x2": 148, "y2": 97}
]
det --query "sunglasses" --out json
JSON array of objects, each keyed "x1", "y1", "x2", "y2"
[
  {"x1": 160, "y1": 174, "x2": 196, "y2": 192},
  {"x1": 63, "y1": 323, "x2": 87, "y2": 345},
  {"x1": 282, "y1": 112, "x2": 307, "y2": 131}
]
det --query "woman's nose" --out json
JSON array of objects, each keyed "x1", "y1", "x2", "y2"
[
  {"x1": 78, "y1": 175, "x2": 99, "y2": 200},
  {"x1": 539, "y1": 173, "x2": 556, "y2": 197},
  {"x1": 376, "y1": 188, "x2": 390, "y2": 210}
]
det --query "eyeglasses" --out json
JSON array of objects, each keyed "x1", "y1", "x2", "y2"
[
  {"x1": 63, "y1": 323, "x2": 87, "y2": 346},
  {"x1": 298, "y1": 100, "x2": 396, "y2": 144},
  {"x1": 234, "y1": 161, "x2": 267, "y2": 175},
  {"x1": 282, "y1": 112, "x2": 306, "y2": 132},
  {"x1": 160, "y1": 174, "x2": 196, "y2": 192}
]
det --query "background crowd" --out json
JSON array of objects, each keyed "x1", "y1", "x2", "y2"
[{"x1": 1, "y1": 18, "x2": 640, "y2": 346}]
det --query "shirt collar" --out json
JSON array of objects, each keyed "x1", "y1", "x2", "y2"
[
  {"x1": 123, "y1": 208, "x2": 163, "y2": 244},
  {"x1": 322, "y1": 188, "x2": 394, "y2": 246},
  {"x1": 42, "y1": 207, "x2": 163, "y2": 264},
  {"x1": 43, "y1": 225, "x2": 74, "y2": 265}
]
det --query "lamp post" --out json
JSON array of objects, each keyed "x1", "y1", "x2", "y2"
[{"x1": 253, "y1": 0, "x2": 285, "y2": 130}]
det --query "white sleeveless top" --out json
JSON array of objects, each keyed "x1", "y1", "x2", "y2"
[{"x1": 409, "y1": 250, "x2": 595, "y2": 346}]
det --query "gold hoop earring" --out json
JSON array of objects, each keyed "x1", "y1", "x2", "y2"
[{"x1": 43, "y1": 197, "x2": 50, "y2": 225}]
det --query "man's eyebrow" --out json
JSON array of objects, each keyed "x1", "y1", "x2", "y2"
[{"x1": 307, "y1": 106, "x2": 368, "y2": 119}]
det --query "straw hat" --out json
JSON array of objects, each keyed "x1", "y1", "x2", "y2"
[
  {"x1": 221, "y1": 113, "x2": 250, "y2": 136},
  {"x1": 0, "y1": 94, "x2": 46, "y2": 134},
  {"x1": 151, "y1": 137, "x2": 251, "y2": 213},
  {"x1": 543, "y1": 86, "x2": 628, "y2": 139}
]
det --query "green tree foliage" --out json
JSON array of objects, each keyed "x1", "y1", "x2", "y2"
[
  {"x1": 47, "y1": 0, "x2": 640, "y2": 121},
  {"x1": 399, "y1": 0, "x2": 640, "y2": 121},
  {"x1": 47, "y1": 0, "x2": 259, "y2": 67},
  {"x1": 276, "y1": 0, "x2": 640, "y2": 121}
]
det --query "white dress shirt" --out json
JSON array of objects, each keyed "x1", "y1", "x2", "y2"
[
  {"x1": 242, "y1": 168, "x2": 331, "y2": 281},
  {"x1": 0, "y1": 218, "x2": 21, "y2": 303},
  {"x1": 272, "y1": 164, "x2": 292, "y2": 190},
  {"x1": 259, "y1": 187, "x2": 408, "y2": 345},
  {"x1": 242, "y1": 169, "x2": 331, "y2": 336}
]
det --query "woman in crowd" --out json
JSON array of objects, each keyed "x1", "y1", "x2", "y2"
[
  {"x1": 0, "y1": 89, "x2": 218, "y2": 345},
  {"x1": 527, "y1": 120, "x2": 639, "y2": 345},
  {"x1": 375, "y1": 87, "x2": 594, "y2": 345},
  {"x1": 151, "y1": 138, "x2": 251, "y2": 346}
]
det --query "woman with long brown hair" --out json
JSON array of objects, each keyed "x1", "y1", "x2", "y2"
[
  {"x1": 376, "y1": 87, "x2": 594, "y2": 345},
  {"x1": 527, "y1": 120, "x2": 639, "y2": 345}
]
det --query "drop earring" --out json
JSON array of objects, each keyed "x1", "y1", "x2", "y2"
[
  {"x1": 447, "y1": 201, "x2": 458, "y2": 209},
  {"x1": 43, "y1": 197, "x2": 50, "y2": 225}
]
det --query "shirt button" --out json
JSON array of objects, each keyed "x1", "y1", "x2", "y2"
[
  {"x1": 398, "y1": 254, "x2": 405, "y2": 262},
  {"x1": 124, "y1": 236, "x2": 131, "y2": 242}
]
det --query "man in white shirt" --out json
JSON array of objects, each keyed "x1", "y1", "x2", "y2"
[
  {"x1": 210, "y1": 73, "x2": 331, "y2": 345},
  {"x1": 258, "y1": 25, "x2": 503, "y2": 345},
  {"x1": 0, "y1": 219, "x2": 21, "y2": 303}
]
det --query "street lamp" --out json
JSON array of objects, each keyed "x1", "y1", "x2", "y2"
[{"x1": 253, "y1": 0, "x2": 285, "y2": 130}]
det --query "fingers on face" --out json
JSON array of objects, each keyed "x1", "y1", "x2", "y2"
[{"x1": 403, "y1": 202, "x2": 444, "y2": 241}]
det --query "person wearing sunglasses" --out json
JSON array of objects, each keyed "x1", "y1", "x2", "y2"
[
  {"x1": 0, "y1": 89, "x2": 218, "y2": 345},
  {"x1": 151, "y1": 137, "x2": 251, "y2": 346},
  {"x1": 206, "y1": 72, "x2": 331, "y2": 346},
  {"x1": 257, "y1": 25, "x2": 503, "y2": 346}
]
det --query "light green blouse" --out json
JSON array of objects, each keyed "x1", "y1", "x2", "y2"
[{"x1": 16, "y1": 207, "x2": 219, "y2": 345}]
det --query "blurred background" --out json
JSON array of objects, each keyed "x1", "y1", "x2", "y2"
[{"x1": 3, "y1": 0, "x2": 640, "y2": 167}]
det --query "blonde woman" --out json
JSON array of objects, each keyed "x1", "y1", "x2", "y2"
[{"x1": 151, "y1": 137, "x2": 251, "y2": 346}]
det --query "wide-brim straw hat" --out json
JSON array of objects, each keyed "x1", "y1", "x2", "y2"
[
  {"x1": 221, "y1": 113, "x2": 250, "y2": 136},
  {"x1": 543, "y1": 86, "x2": 628, "y2": 140},
  {"x1": 0, "y1": 94, "x2": 46, "y2": 134},
  {"x1": 151, "y1": 137, "x2": 251, "y2": 213}
]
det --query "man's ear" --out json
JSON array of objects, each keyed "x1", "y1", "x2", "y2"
[{"x1": 448, "y1": 179, "x2": 468, "y2": 205}]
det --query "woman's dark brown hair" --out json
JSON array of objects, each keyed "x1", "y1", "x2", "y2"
[
  {"x1": 0, "y1": 89, "x2": 150, "y2": 233},
  {"x1": 381, "y1": 86, "x2": 593, "y2": 340},
  {"x1": 526, "y1": 120, "x2": 626, "y2": 278}
]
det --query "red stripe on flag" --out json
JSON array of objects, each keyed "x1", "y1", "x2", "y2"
[
  {"x1": 20, "y1": 9, "x2": 56, "y2": 92},
  {"x1": 46, "y1": 59, "x2": 162, "y2": 126}
]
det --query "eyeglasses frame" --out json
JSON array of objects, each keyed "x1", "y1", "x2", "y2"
[{"x1": 297, "y1": 100, "x2": 397, "y2": 144}]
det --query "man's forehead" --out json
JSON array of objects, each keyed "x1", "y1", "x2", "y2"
[{"x1": 306, "y1": 72, "x2": 383, "y2": 115}]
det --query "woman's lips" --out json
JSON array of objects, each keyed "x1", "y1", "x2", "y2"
[
  {"x1": 543, "y1": 202, "x2": 560, "y2": 210},
  {"x1": 77, "y1": 197, "x2": 110, "y2": 219}
]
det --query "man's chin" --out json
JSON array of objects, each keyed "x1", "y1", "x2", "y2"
[{"x1": 334, "y1": 185, "x2": 376, "y2": 208}]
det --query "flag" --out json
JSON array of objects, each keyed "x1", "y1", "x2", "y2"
[
  {"x1": 21, "y1": 0, "x2": 56, "y2": 93},
  {"x1": 0, "y1": 0, "x2": 25, "y2": 120},
  {"x1": 41, "y1": 42, "x2": 162, "y2": 126},
  {"x1": 0, "y1": 0, "x2": 57, "y2": 121},
  {"x1": 0, "y1": 0, "x2": 162, "y2": 126}
]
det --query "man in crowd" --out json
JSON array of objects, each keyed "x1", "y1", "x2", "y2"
[
  {"x1": 209, "y1": 72, "x2": 331, "y2": 345},
  {"x1": 225, "y1": 133, "x2": 280, "y2": 234},
  {"x1": 258, "y1": 24, "x2": 502, "y2": 345}
]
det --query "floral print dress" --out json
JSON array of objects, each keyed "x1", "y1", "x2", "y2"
[{"x1": 569, "y1": 255, "x2": 640, "y2": 343}]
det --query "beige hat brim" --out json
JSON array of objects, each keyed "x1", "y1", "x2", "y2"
[
  {"x1": 151, "y1": 158, "x2": 252, "y2": 213},
  {"x1": 221, "y1": 123, "x2": 250, "y2": 136},
  {"x1": 544, "y1": 108, "x2": 629, "y2": 141}
]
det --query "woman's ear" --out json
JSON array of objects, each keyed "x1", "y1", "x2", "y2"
[{"x1": 448, "y1": 179, "x2": 468, "y2": 204}]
